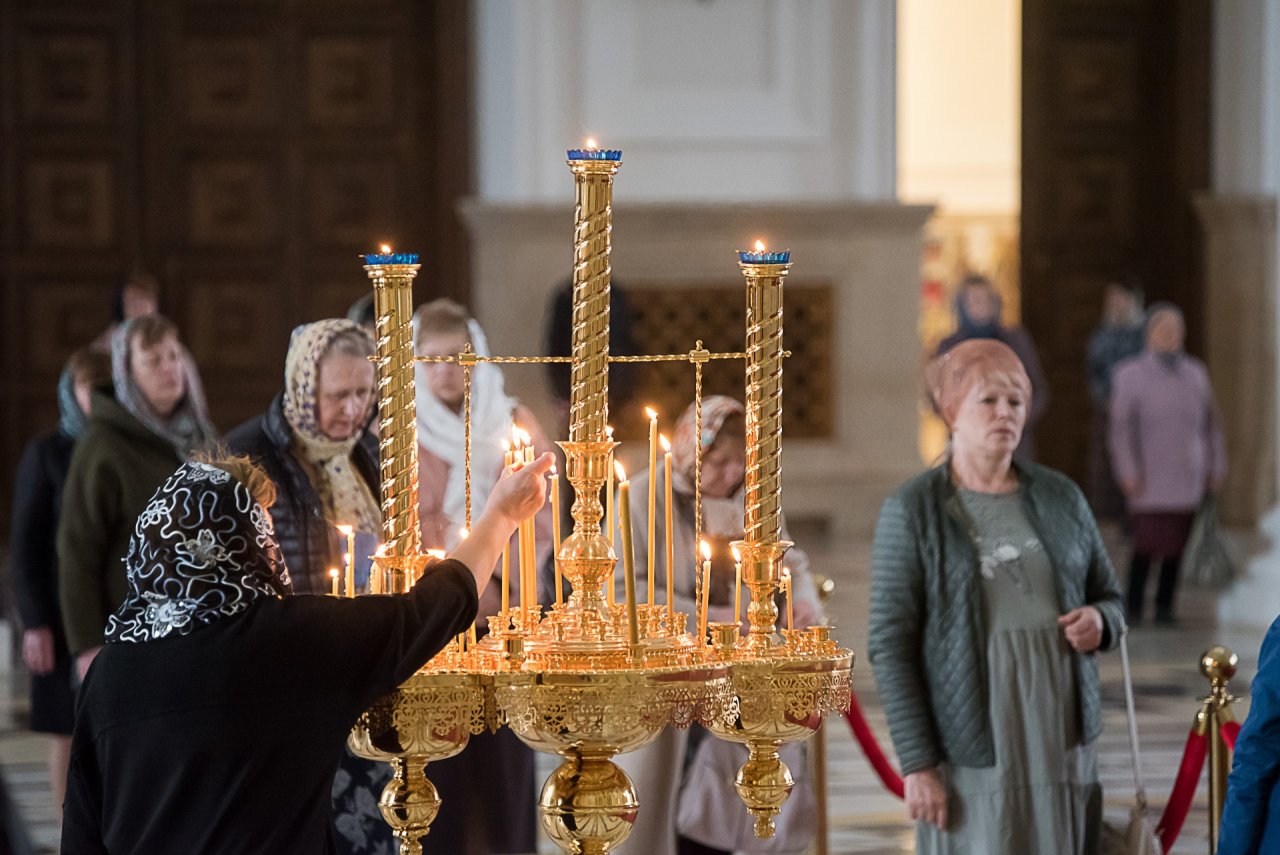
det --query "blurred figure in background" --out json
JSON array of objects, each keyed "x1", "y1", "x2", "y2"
[
  {"x1": 1109, "y1": 303, "x2": 1226, "y2": 625},
  {"x1": 615, "y1": 396, "x2": 822, "y2": 855},
  {"x1": 1086, "y1": 280, "x2": 1145, "y2": 521},
  {"x1": 92, "y1": 271, "x2": 160, "y2": 352},
  {"x1": 10, "y1": 348, "x2": 111, "y2": 814},
  {"x1": 346, "y1": 292, "x2": 376, "y2": 338},
  {"x1": 936, "y1": 274, "x2": 1049, "y2": 462},
  {"x1": 412, "y1": 297, "x2": 545, "y2": 855},
  {"x1": 58, "y1": 315, "x2": 215, "y2": 680}
]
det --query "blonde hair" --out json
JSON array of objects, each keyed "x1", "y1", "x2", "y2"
[
  {"x1": 413, "y1": 298, "x2": 471, "y2": 347},
  {"x1": 925, "y1": 339, "x2": 1031, "y2": 428},
  {"x1": 192, "y1": 445, "x2": 277, "y2": 509}
]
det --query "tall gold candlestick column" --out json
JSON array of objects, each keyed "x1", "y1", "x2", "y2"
[
  {"x1": 734, "y1": 243, "x2": 793, "y2": 655},
  {"x1": 567, "y1": 151, "x2": 620, "y2": 443},
  {"x1": 364, "y1": 248, "x2": 429, "y2": 593}
]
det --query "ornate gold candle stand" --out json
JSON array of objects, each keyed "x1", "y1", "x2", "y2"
[{"x1": 348, "y1": 148, "x2": 852, "y2": 855}]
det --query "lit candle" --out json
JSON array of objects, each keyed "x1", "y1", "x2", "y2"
[
  {"x1": 329, "y1": 567, "x2": 340, "y2": 597},
  {"x1": 371, "y1": 546, "x2": 386, "y2": 595},
  {"x1": 783, "y1": 566, "x2": 794, "y2": 631},
  {"x1": 732, "y1": 544, "x2": 742, "y2": 627},
  {"x1": 617, "y1": 462, "x2": 639, "y2": 647},
  {"x1": 362, "y1": 243, "x2": 421, "y2": 266},
  {"x1": 605, "y1": 425, "x2": 615, "y2": 606},
  {"x1": 338, "y1": 525, "x2": 355, "y2": 597},
  {"x1": 551, "y1": 466, "x2": 562, "y2": 605},
  {"x1": 521, "y1": 431, "x2": 536, "y2": 609},
  {"x1": 699, "y1": 539, "x2": 712, "y2": 642},
  {"x1": 645, "y1": 406, "x2": 658, "y2": 604},
  {"x1": 661, "y1": 434, "x2": 674, "y2": 613}
]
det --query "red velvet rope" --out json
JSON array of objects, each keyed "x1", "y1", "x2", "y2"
[
  {"x1": 1156, "y1": 728, "x2": 1209, "y2": 853},
  {"x1": 1221, "y1": 720, "x2": 1241, "y2": 751},
  {"x1": 844, "y1": 693, "x2": 906, "y2": 799}
]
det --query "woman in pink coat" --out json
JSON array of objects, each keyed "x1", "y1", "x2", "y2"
[{"x1": 1109, "y1": 303, "x2": 1226, "y2": 625}]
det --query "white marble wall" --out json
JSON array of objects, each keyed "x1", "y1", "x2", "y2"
[{"x1": 474, "y1": 0, "x2": 896, "y2": 202}]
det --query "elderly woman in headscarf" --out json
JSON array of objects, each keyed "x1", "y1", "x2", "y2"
[
  {"x1": 10, "y1": 347, "x2": 111, "y2": 813},
  {"x1": 410, "y1": 297, "x2": 552, "y2": 855},
  {"x1": 228, "y1": 319, "x2": 381, "y2": 594},
  {"x1": 227, "y1": 319, "x2": 394, "y2": 852},
  {"x1": 61, "y1": 449, "x2": 551, "y2": 853},
  {"x1": 1109, "y1": 302, "x2": 1227, "y2": 625},
  {"x1": 869, "y1": 339, "x2": 1125, "y2": 854},
  {"x1": 58, "y1": 314, "x2": 215, "y2": 681},
  {"x1": 615, "y1": 395, "x2": 822, "y2": 855}
]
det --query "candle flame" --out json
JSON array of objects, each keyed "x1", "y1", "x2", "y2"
[
  {"x1": 519, "y1": 428, "x2": 533, "y2": 446},
  {"x1": 336, "y1": 524, "x2": 353, "y2": 535},
  {"x1": 550, "y1": 465, "x2": 558, "y2": 477},
  {"x1": 731, "y1": 545, "x2": 741, "y2": 563},
  {"x1": 501, "y1": 438, "x2": 510, "y2": 451},
  {"x1": 380, "y1": 243, "x2": 392, "y2": 254},
  {"x1": 329, "y1": 568, "x2": 339, "y2": 579},
  {"x1": 585, "y1": 137, "x2": 597, "y2": 150},
  {"x1": 426, "y1": 549, "x2": 447, "y2": 560},
  {"x1": 754, "y1": 239, "x2": 766, "y2": 252},
  {"x1": 700, "y1": 539, "x2": 712, "y2": 561},
  {"x1": 645, "y1": 406, "x2": 658, "y2": 421},
  {"x1": 659, "y1": 433, "x2": 670, "y2": 452},
  {"x1": 614, "y1": 460, "x2": 627, "y2": 482},
  {"x1": 782, "y1": 565, "x2": 792, "y2": 580},
  {"x1": 605, "y1": 424, "x2": 615, "y2": 438},
  {"x1": 458, "y1": 528, "x2": 469, "y2": 540}
]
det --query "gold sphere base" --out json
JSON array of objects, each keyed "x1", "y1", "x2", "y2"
[
  {"x1": 379, "y1": 756, "x2": 440, "y2": 855},
  {"x1": 539, "y1": 751, "x2": 639, "y2": 854},
  {"x1": 734, "y1": 742, "x2": 794, "y2": 839}
]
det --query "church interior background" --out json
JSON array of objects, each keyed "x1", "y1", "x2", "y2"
[{"x1": 2, "y1": 0, "x2": 1280, "y2": 852}]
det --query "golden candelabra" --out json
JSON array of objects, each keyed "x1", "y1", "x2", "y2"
[{"x1": 350, "y1": 147, "x2": 851, "y2": 854}]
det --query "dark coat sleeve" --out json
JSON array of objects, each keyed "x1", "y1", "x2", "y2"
[
  {"x1": 293, "y1": 559, "x2": 480, "y2": 714},
  {"x1": 10, "y1": 437, "x2": 59, "y2": 629},
  {"x1": 867, "y1": 494, "x2": 942, "y2": 775},
  {"x1": 57, "y1": 434, "x2": 122, "y2": 654},
  {"x1": 1077, "y1": 486, "x2": 1126, "y2": 651},
  {"x1": 1218, "y1": 618, "x2": 1280, "y2": 855}
]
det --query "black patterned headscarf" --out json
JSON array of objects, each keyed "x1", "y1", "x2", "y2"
[{"x1": 104, "y1": 462, "x2": 293, "y2": 644}]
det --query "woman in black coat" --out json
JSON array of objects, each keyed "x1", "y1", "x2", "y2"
[
  {"x1": 62, "y1": 452, "x2": 551, "y2": 853},
  {"x1": 9, "y1": 348, "x2": 110, "y2": 813}
]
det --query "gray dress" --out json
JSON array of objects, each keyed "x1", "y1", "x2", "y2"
[{"x1": 917, "y1": 489, "x2": 1102, "y2": 855}]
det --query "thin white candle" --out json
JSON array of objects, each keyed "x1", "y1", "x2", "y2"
[
  {"x1": 661, "y1": 434, "x2": 673, "y2": 615},
  {"x1": 699, "y1": 539, "x2": 712, "y2": 642},
  {"x1": 551, "y1": 466, "x2": 562, "y2": 605},
  {"x1": 617, "y1": 462, "x2": 639, "y2": 647},
  {"x1": 338, "y1": 525, "x2": 355, "y2": 597},
  {"x1": 329, "y1": 568, "x2": 340, "y2": 597},
  {"x1": 732, "y1": 544, "x2": 742, "y2": 627}
]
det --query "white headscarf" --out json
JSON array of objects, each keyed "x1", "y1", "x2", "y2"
[{"x1": 414, "y1": 316, "x2": 516, "y2": 545}]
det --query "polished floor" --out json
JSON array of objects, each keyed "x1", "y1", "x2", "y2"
[{"x1": 0, "y1": 527, "x2": 1268, "y2": 854}]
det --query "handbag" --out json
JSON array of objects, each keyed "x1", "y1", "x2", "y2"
[
  {"x1": 1179, "y1": 493, "x2": 1236, "y2": 589},
  {"x1": 1102, "y1": 626, "x2": 1163, "y2": 855}
]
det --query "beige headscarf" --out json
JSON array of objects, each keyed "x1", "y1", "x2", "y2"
[
  {"x1": 282, "y1": 320, "x2": 381, "y2": 536},
  {"x1": 925, "y1": 338, "x2": 1032, "y2": 429}
]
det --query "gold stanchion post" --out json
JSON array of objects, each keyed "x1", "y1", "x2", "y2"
[{"x1": 1199, "y1": 646, "x2": 1238, "y2": 853}]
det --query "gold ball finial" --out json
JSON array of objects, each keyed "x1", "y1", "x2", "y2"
[{"x1": 1200, "y1": 646, "x2": 1238, "y2": 685}]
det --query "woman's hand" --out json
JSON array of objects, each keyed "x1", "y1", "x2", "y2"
[
  {"x1": 448, "y1": 453, "x2": 553, "y2": 595},
  {"x1": 1058, "y1": 606, "x2": 1104, "y2": 653},
  {"x1": 489, "y1": 453, "x2": 554, "y2": 526},
  {"x1": 22, "y1": 627, "x2": 55, "y2": 675},
  {"x1": 904, "y1": 768, "x2": 948, "y2": 830}
]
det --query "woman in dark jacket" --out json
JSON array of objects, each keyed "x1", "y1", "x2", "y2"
[
  {"x1": 227, "y1": 320, "x2": 379, "y2": 594},
  {"x1": 869, "y1": 339, "x2": 1124, "y2": 854},
  {"x1": 61, "y1": 452, "x2": 551, "y2": 854},
  {"x1": 9, "y1": 348, "x2": 110, "y2": 813},
  {"x1": 57, "y1": 315, "x2": 215, "y2": 680}
]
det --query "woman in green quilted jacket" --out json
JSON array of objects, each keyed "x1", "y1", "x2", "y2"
[{"x1": 868, "y1": 338, "x2": 1125, "y2": 855}]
